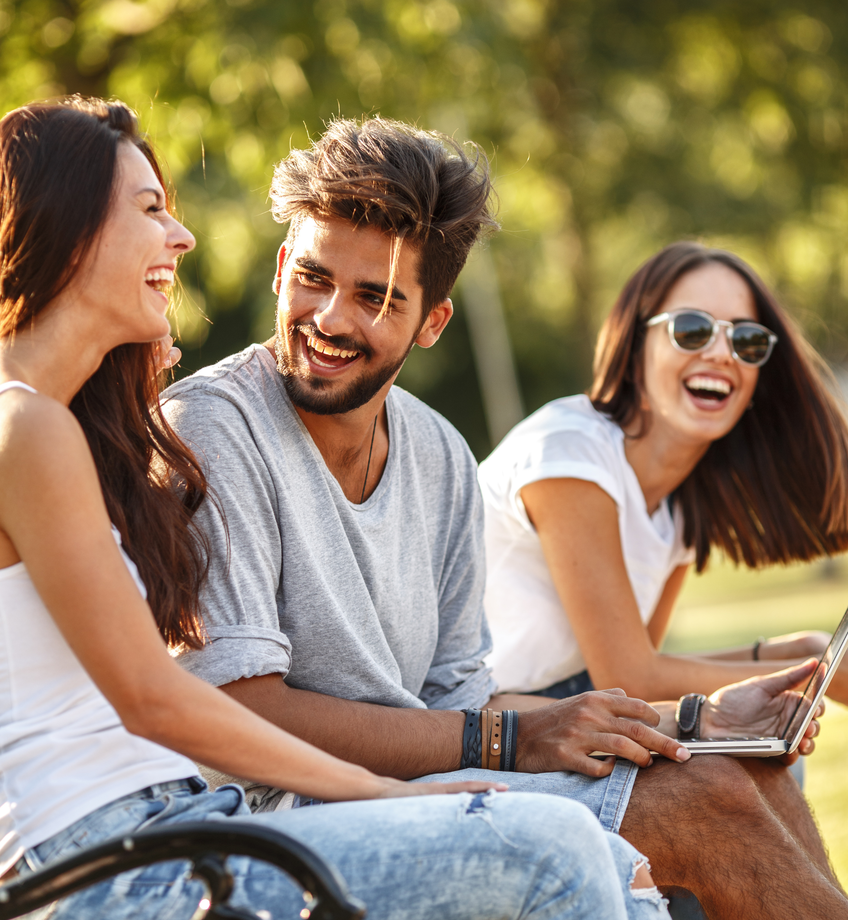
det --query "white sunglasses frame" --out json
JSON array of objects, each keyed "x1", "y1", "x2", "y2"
[{"x1": 645, "y1": 308, "x2": 778, "y2": 368}]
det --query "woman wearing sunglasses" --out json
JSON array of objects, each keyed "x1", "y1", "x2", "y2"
[{"x1": 478, "y1": 241, "x2": 848, "y2": 708}]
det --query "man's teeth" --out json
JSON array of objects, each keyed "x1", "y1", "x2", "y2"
[
  {"x1": 306, "y1": 335, "x2": 358, "y2": 359},
  {"x1": 145, "y1": 268, "x2": 174, "y2": 293},
  {"x1": 685, "y1": 375, "x2": 732, "y2": 395}
]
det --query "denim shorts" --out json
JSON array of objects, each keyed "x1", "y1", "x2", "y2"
[
  {"x1": 529, "y1": 669, "x2": 595, "y2": 699},
  {"x1": 12, "y1": 777, "x2": 667, "y2": 920}
]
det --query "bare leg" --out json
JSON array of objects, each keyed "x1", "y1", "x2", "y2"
[
  {"x1": 739, "y1": 759, "x2": 843, "y2": 892},
  {"x1": 619, "y1": 755, "x2": 848, "y2": 920}
]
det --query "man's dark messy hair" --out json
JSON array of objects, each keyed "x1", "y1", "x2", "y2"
[{"x1": 269, "y1": 116, "x2": 498, "y2": 319}]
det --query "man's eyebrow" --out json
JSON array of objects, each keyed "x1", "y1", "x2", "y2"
[
  {"x1": 294, "y1": 257, "x2": 333, "y2": 277},
  {"x1": 357, "y1": 280, "x2": 408, "y2": 302}
]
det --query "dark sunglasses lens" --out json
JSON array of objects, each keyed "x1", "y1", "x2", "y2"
[
  {"x1": 732, "y1": 324, "x2": 771, "y2": 364},
  {"x1": 671, "y1": 312, "x2": 713, "y2": 350}
]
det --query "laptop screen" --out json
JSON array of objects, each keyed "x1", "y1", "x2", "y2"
[{"x1": 781, "y1": 609, "x2": 848, "y2": 742}]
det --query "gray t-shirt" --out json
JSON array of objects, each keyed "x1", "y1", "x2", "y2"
[{"x1": 164, "y1": 344, "x2": 496, "y2": 716}]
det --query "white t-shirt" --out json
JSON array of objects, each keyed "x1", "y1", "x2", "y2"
[{"x1": 478, "y1": 395, "x2": 694, "y2": 694}]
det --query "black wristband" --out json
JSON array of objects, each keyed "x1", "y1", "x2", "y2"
[
  {"x1": 460, "y1": 709, "x2": 482, "y2": 769},
  {"x1": 500, "y1": 710, "x2": 518, "y2": 772},
  {"x1": 676, "y1": 694, "x2": 707, "y2": 741}
]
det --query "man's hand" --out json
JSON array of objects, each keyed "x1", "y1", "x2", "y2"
[
  {"x1": 516, "y1": 688, "x2": 692, "y2": 777},
  {"x1": 701, "y1": 660, "x2": 823, "y2": 765}
]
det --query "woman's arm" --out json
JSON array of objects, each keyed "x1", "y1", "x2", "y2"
[
  {"x1": 0, "y1": 398, "x2": 500, "y2": 801},
  {"x1": 520, "y1": 477, "x2": 820, "y2": 701},
  {"x1": 646, "y1": 564, "x2": 689, "y2": 650},
  {"x1": 681, "y1": 631, "x2": 831, "y2": 662}
]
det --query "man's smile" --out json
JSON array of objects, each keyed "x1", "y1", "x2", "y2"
[
  {"x1": 303, "y1": 331, "x2": 362, "y2": 370},
  {"x1": 293, "y1": 324, "x2": 367, "y2": 375}
]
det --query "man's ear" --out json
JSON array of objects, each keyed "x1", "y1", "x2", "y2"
[
  {"x1": 415, "y1": 298, "x2": 453, "y2": 349},
  {"x1": 273, "y1": 243, "x2": 287, "y2": 295}
]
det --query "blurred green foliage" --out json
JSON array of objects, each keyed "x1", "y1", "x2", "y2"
[{"x1": 3, "y1": 0, "x2": 848, "y2": 456}]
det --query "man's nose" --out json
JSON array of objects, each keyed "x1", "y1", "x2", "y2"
[{"x1": 313, "y1": 293, "x2": 355, "y2": 337}]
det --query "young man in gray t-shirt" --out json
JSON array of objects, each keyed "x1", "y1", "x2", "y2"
[{"x1": 166, "y1": 118, "x2": 847, "y2": 920}]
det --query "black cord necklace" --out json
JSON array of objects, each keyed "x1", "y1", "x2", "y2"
[{"x1": 359, "y1": 414, "x2": 378, "y2": 504}]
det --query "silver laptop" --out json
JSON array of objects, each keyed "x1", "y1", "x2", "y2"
[{"x1": 681, "y1": 607, "x2": 848, "y2": 756}]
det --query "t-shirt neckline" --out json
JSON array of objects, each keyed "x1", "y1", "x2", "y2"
[
  {"x1": 257, "y1": 345, "x2": 396, "y2": 511},
  {"x1": 610, "y1": 417, "x2": 675, "y2": 534}
]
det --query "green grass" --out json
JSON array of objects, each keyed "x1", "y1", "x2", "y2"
[{"x1": 667, "y1": 555, "x2": 848, "y2": 884}]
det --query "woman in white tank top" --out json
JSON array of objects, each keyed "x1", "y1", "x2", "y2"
[{"x1": 0, "y1": 97, "x2": 666, "y2": 920}]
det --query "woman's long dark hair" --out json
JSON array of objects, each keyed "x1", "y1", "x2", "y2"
[
  {"x1": 0, "y1": 96, "x2": 209, "y2": 648},
  {"x1": 591, "y1": 241, "x2": 848, "y2": 573}
]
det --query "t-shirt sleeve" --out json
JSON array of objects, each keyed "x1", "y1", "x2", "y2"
[
  {"x1": 419, "y1": 439, "x2": 497, "y2": 711},
  {"x1": 506, "y1": 419, "x2": 625, "y2": 532},
  {"x1": 164, "y1": 387, "x2": 293, "y2": 687}
]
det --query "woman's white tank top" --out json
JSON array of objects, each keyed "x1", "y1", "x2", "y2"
[{"x1": 0, "y1": 381, "x2": 196, "y2": 873}]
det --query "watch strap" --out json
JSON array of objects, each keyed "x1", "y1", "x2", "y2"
[{"x1": 676, "y1": 693, "x2": 707, "y2": 741}]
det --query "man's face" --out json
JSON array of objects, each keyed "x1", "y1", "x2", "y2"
[{"x1": 273, "y1": 215, "x2": 448, "y2": 416}]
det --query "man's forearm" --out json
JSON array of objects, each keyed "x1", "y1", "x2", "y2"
[
  {"x1": 220, "y1": 673, "x2": 465, "y2": 779},
  {"x1": 222, "y1": 675, "x2": 690, "y2": 779}
]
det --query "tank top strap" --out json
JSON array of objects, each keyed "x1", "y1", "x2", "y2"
[{"x1": 0, "y1": 380, "x2": 38, "y2": 396}]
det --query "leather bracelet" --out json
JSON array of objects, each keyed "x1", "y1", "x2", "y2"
[
  {"x1": 753, "y1": 636, "x2": 765, "y2": 661},
  {"x1": 676, "y1": 693, "x2": 707, "y2": 741},
  {"x1": 461, "y1": 708, "x2": 518, "y2": 770},
  {"x1": 488, "y1": 710, "x2": 503, "y2": 771},
  {"x1": 460, "y1": 709, "x2": 482, "y2": 769},
  {"x1": 500, "y1": 709, "x2": 518, "y2": 772}
]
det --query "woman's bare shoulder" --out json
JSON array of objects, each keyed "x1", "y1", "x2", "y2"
[
  {"x1": 0, "y1": 389, "x2": 86, "y2": 455},
  {"x1": 0, "y1": 389, "x2": 94, "y2": 496}
]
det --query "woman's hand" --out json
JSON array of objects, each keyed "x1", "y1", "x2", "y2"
[
  {"x1": 371, "y1": 778, "x2": 509, "y2": 799},
  {"x1": 757, "y1": 631, "x2": 830, "y2": 661},
  {"x1": 701, "y1": 660, "x2": 823, "y2": 758},
  {"x1": 754, "y1": 631, "x2": 848, "y2": 707},
  {"x1": 154, "y1": 335, "x2": 181, "y2": 375}
]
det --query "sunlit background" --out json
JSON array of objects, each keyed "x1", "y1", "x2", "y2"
[
  {"x1": 4, "y1": 0, "x2": 848, "y2": 884},
  {"x1": 4, "y1": 0, "x2": 848, "y2": 454}
]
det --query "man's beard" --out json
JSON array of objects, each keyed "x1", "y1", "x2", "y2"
[{"x1": 274, "y1": 319, "x2": 415, "y2": 416}]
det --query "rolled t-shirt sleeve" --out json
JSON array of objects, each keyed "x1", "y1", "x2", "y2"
[
  {"x1": 164, "y1": 389, "x2": 293, "y2": 687},
  {"x1": 508, "y1": 422, "x2": 625, "y2": 531}
]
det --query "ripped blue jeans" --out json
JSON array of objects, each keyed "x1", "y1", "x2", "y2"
[{"x1": 15, "y1": 778, "x2": 668, "y2": 920}]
